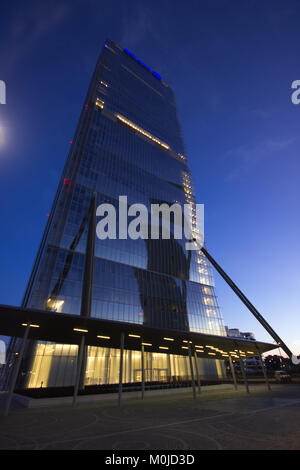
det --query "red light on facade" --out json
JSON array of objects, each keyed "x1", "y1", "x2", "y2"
[
  {"x1": 138, "y1": 312, "x2": 144, "y2": 316},
  {"x1": 63, "y1": 178, "x2": 69, "y2": 185},
  {"x1": 47, "y1": 214, "x2": 50, "y2": 217},
  {"x1": 70, "y1": 141, "x2": 73, "y2": 144}
]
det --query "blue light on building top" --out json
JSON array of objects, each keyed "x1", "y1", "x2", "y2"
[{"x1": 123, "y1": 48, "x2": 161, "y2": 80}]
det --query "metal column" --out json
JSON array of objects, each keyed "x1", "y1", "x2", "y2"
[
  {"x1": 184, "y1": 355, "x2": 189, "y2": 380},
  {"x1": 78, "y1": 195, "x2": 97, "y2": 391},
  {"x1": 193, "y1": 349, "x2": 201, "y2": 393},
  {"x1": 104, "y1": 347, "x2": 111, "y2": 384},
  {"x1": 128, "y1": 350, "x2": 132, "y2": 383},
  {"x1": 118, "y1": 332, "x2": 125, "y2": 407},
  {"x1": 141, "y1": 344, "x2": 145, "y2": 400},
  {"x1": 256, "y1": 343, "x2": 271, "y2": 391},
  {"x1": 72, "y1": 195, "x2": 97, "y2": 404},
  {"x1": 149, "y1": 351, "x2": 153, "y2": 382},
  {"x1": 237, "y1": 350, "x2": 249, "y2": 393},
  {"x1": 72, "y1": 335, "x2": 85, "y2": 407},
  {"x1": 4, "y1": 322, "x2": 31, "y2": 416},
  {"x1": 167, "y1": 353, "x2": 172, "y2": 383},
  {"x1": 228, "y1": 354, "x2": 238, "y2": 390},
  {"x1": 188, "y1": 343, "x2": 197, "y2": 399},
  {"x1": 80, "y1": 195, "x2": 96, "y2": 319}
]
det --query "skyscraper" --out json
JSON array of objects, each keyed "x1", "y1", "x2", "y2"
[{"x1": 16, "y1": 39, "x2": 226, "y2": 388}]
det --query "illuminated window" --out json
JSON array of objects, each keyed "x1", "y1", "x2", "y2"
[
  {"x1": 46, "y1": 298, "x2": 64, "y2": 312},
  {"x1": 202, "y1": 287, "x2": 212, "y2": 296},
  {"x1": 95, "y1": 97, "x2": 104, "y2": 109},
  {"x1": 203, "y1": 296, "x2": 214, "y2": 306},
  {"x1": 21, "y1": 323, "x2": 40, "y2": 328},
  {"x1": 115, "y1": 113, "x2": 170, "y2": 151}
]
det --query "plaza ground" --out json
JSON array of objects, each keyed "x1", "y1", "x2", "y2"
[{"x1": 0, "y1": 383, "x2": 300, "y2": 450}]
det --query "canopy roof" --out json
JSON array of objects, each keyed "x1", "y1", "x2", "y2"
[{"x1": 0, "y1": 304, "x2": 277, "y2": 360}]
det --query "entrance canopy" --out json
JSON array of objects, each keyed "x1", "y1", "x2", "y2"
[{"x1": 0, "y1": 304, "x2": 277, "y2": 360}]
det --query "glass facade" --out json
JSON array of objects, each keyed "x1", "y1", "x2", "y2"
[{"x1": 18, "y1": 39, "x2": 226, "y2": 388}]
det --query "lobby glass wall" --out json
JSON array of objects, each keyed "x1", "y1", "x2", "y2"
[{"x1": 27, "y1": 343, "x2": 225, "y2": 389}]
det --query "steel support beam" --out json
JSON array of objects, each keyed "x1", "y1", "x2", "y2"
[
  {"x1": 228, "y1": 354, "x2": 238, "y2": 390},
  {"x1": 128, "y1": 350, "x2": 132, "y2": 383},
  {"x1": 104, "y1": 347, "x2": 110, "y2": 384},
  {"x1": 80, "y1": 195, "x2": 96, "y2": 319},
  {"x1": 4, "y1": 322, "x2": 31, "y2": 416},
  {"x1": 193, "y1": 349, "x2": 201, "y2": 393},
  {"x1": 78, "y1": 195, "x2": 97, "y2": 390},
  {"x1": 72, "y1": 335, "x2": 85, "y2": 407},
  {"x1": 237, "y1": 349, "x2": 249, "y2": 393},
  {"x1": 188, "y1": 343, "x2": 197, "y2": 399},
  {"x1": 118, "y1": 332, "x2": 125, "y2": 407},
  {"x1": 141, "y1": 344, "x2": 145, "y2": 400},
  {"x1": 200, "y1": 245, "x2": 292, "y2": 359},
  {"x1": 256, "y1": 343, "x2": 271, "y2": 391},
  {"x1": 167, "y1": 353, "x2": 171, "y2": 382}
]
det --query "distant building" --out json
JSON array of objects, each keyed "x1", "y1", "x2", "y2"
[
  {"x1": 225, "y1": 327, "x2": 255, "y2": 341},
  {"x1": 240, "y1": 332, "x2": 255, "y2": 341}
]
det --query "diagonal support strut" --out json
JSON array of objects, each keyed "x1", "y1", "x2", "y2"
[{"x1": 198, "y1": 245, "x2": 293, "y2": 359}]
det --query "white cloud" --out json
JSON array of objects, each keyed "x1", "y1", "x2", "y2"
[{"x1": 224, "y1": 137, "x2": 295, "y2": 180}]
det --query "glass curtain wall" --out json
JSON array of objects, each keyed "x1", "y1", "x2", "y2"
[{"x1": 12, "y1": 39, "x2": 226, "y2": 389}]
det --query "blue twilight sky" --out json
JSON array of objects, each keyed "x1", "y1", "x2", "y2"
[{"x1": 0, "y1": 0, "x2": 299, "y2": 353}]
